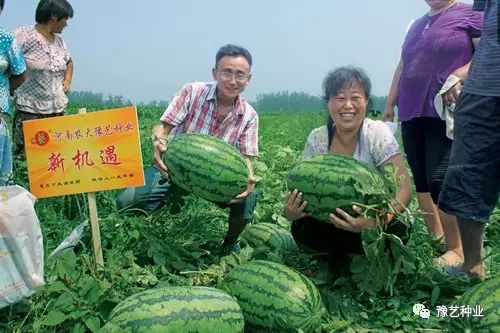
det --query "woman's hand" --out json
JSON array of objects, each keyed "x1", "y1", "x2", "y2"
[
  {"x1": 283, "y1": 189, "x2": 308, "y2": 221},
  {"x1": 443, "y1": 63, "x2": 470, "y2": 106},
  {"x1": 329, "y1": 205, "x2": 377, "y2": 233},
  {"x1": 382, "y1": 105, "x2": 394, "y2": 122},
  {"x1": 63, "y1": 79, "x2": 71, "y2": 93},
  {"x1": 443, "y1": 80, "x2": 462, "y2": 106}
]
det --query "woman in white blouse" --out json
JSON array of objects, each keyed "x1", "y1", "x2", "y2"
[
  {"x1": 12, "y1": 0, "x2": 74, "y2": 160},
  {"x1": 283, "y1": 66, "x2": 412, "y2": 266}
]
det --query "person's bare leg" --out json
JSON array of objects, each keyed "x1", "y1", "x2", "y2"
[
  {"x1": 417, "y1": 193, "x2": 443, "y2": 237},
  {"x1": 457, "y1": 217, "x2": 485, "y2": 278},
  {"x1": 436, "y1": 209, "x2": 464, "y2": 266}
]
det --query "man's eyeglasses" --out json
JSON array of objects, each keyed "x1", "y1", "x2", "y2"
[{"x1": 217, "y1": 69, "x2": 250, "y2": 83}]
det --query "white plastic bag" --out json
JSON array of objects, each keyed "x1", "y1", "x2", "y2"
[{"x1": 0, "y1": 185, "x2": 44, "y2": 309}]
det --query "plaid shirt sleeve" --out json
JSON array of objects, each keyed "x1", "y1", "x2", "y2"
[
  {"x1": 238, "y1": 112, "x2": 259, "y2": 157},
  {"x1": 160, "y1": 83, "x2": 193, "y2": 126}
]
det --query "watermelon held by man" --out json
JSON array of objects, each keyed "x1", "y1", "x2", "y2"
[{"x1": 163, "y1": 134, "x2": 249, "y2": 204}]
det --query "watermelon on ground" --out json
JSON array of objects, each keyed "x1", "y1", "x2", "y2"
[
  {"x1": 449, "y1": 276, "x2": 500, "y2": 333},
  {"x1": 100, "y1": 286, "x2": 244, "y2": 333},
  {"x1": 241, "y1": 222, "x2": 296, "y2": 254},
  {"x1": 221, "y1": 260, "x2": 325, "y2": 333}
]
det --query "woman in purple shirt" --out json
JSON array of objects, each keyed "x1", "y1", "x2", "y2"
[{"x1": 383, "y1": 0, "x2": 483, "y2": 267}]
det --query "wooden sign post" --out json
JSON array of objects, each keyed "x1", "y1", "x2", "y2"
[{"x1": 78, "y1": 108, "x2": 104, "y2": 269}]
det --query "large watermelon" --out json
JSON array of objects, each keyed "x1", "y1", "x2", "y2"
[
  {"x1": 449, "y1": 277, "x2": 500, "y2": 333},
  {"x1": 221, "y1": 260, "x2": 325, "y2": 333},
  {"x1": 100, "y1": 286, "x2": 244, "y2": 333},
  {"x1": 163, "y1": 134, "x2": 249, "y2": 203},
  {"x1": 241, "y1": 222, "x2": 296, "y2": 254},
  {"x1": 287, "y1": 154, "x2": 387, "y2": 222}
]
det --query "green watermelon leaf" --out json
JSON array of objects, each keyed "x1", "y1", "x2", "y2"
[
  {"x1": 387, "y1": 234, "x2": 416, "y2": 274},
  {"x1": 351, "y1": 227, "x2": 416, "y2": 296},
  {"x1": 42, "y1": 310, "x2": 69, "y2": 326},
  {"x1": 84, "y1": 316, "x2": 101, "y2": 332},
  {"x1": 44, "y1": 281, "x2": 68, "y2": 293},
  {"x1": 52, "y1": 292, "x2": 75, "y2": 312},
  {"x1": 69, "y1": 309, "x2": 86, "y2": 320},
  {"x1": 381, "y1": 162, "x2": 401, "y2": 198},
  {"x1": 254, "y1": 160, "x2": 268, "y2": 172},
  {"x1": 55, "y1": 250, "x2": 78, "y2": 280},
  {"x1": 430, "y1": 285, "x2": 440, "y2": 306},
  {"x1": 70, "y1": 323, "x2": 86, "y2": 333}
]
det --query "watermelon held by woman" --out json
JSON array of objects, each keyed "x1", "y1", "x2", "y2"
[
  {"x1": 220, "y1": 260, "x2": 325, "y2": 333},
  {"x1": 163, "y1": 134, "x2": 249, "y2": 203},
  {"x1": 100, "y1": 286, "x2": 245, "y2": 333},
  {"x1": 449, "y1": 277, "x2": 500, "y2": 333},
  {"x1": 287, "y1": 154, "x2": 388, "y2": 222}
]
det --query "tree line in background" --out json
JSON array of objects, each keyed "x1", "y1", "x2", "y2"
[
  {"x1": 68, "y1": 90, "x2": 386, "y2": 116},
  {"x1": 253, "y1": 91, "x2": 386, "y2": 117},
  {"x1": 253, "y1": 91, "x2": 323, "y2": 113},
  {"x1": 67, "y1": 91, "x2": 168, "y2": 109}
]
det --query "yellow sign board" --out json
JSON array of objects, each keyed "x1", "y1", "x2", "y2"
[{"x1": 23, "y1": 106, "x2": 145, "y2": 198}]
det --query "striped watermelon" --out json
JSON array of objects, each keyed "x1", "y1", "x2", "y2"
[
  {"x1": 100, "y1": 286, "x2": 244, "y2": 333},
  {"x1": 163, "y1": 134, "x2": 248, "y2": 203},
  {"x1": 287, "y1": 154, "x2": 387, "y2": 222},
  {"x1": 241, "y1": 222, "x2": 296, "y2": 254},
  {"x1": 221, "y1": 260, "x2": 325, "y2": 333},
  {"x1": 449, "y1": 277, "x2": 500, "y2": 333}
]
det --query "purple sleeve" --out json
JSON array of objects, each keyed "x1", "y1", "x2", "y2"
[
  {"x1": 467, "y1": 7, "x2": 485, "y2": 37},
  {"x1": 401, "y1": 15, "x2": 425, "y2": 51}
]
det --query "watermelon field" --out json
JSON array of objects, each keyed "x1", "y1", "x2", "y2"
[{"x1": 1, "y1": 103, "x2": 499, "y2": 332}]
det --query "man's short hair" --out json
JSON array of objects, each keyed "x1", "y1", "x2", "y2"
[{"x1": 215, "y1": 44, "x2": 252, "y2": 68}]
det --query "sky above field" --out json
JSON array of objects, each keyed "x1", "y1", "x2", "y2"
[{"x1": 2, "y1": 0, "x2": 474, "y2": 104}]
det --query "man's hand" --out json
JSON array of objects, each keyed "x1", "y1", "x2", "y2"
[
  {"x1": 283, "y1": 189, "x2": 308, "y2": 221},
  {"x1": 329, "y1": 205, "x2": 376, "y2": 233},
  {"x1": 229, "y1": 175, "x2": 256, "y2": 204},
  {"x1": 152, "y1": 125, "x2": 170, "y2": 179}
]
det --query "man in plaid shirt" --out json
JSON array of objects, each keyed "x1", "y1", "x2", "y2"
[{"x1": 116, "y1": 44, "x2": 258, "y2": 253}]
